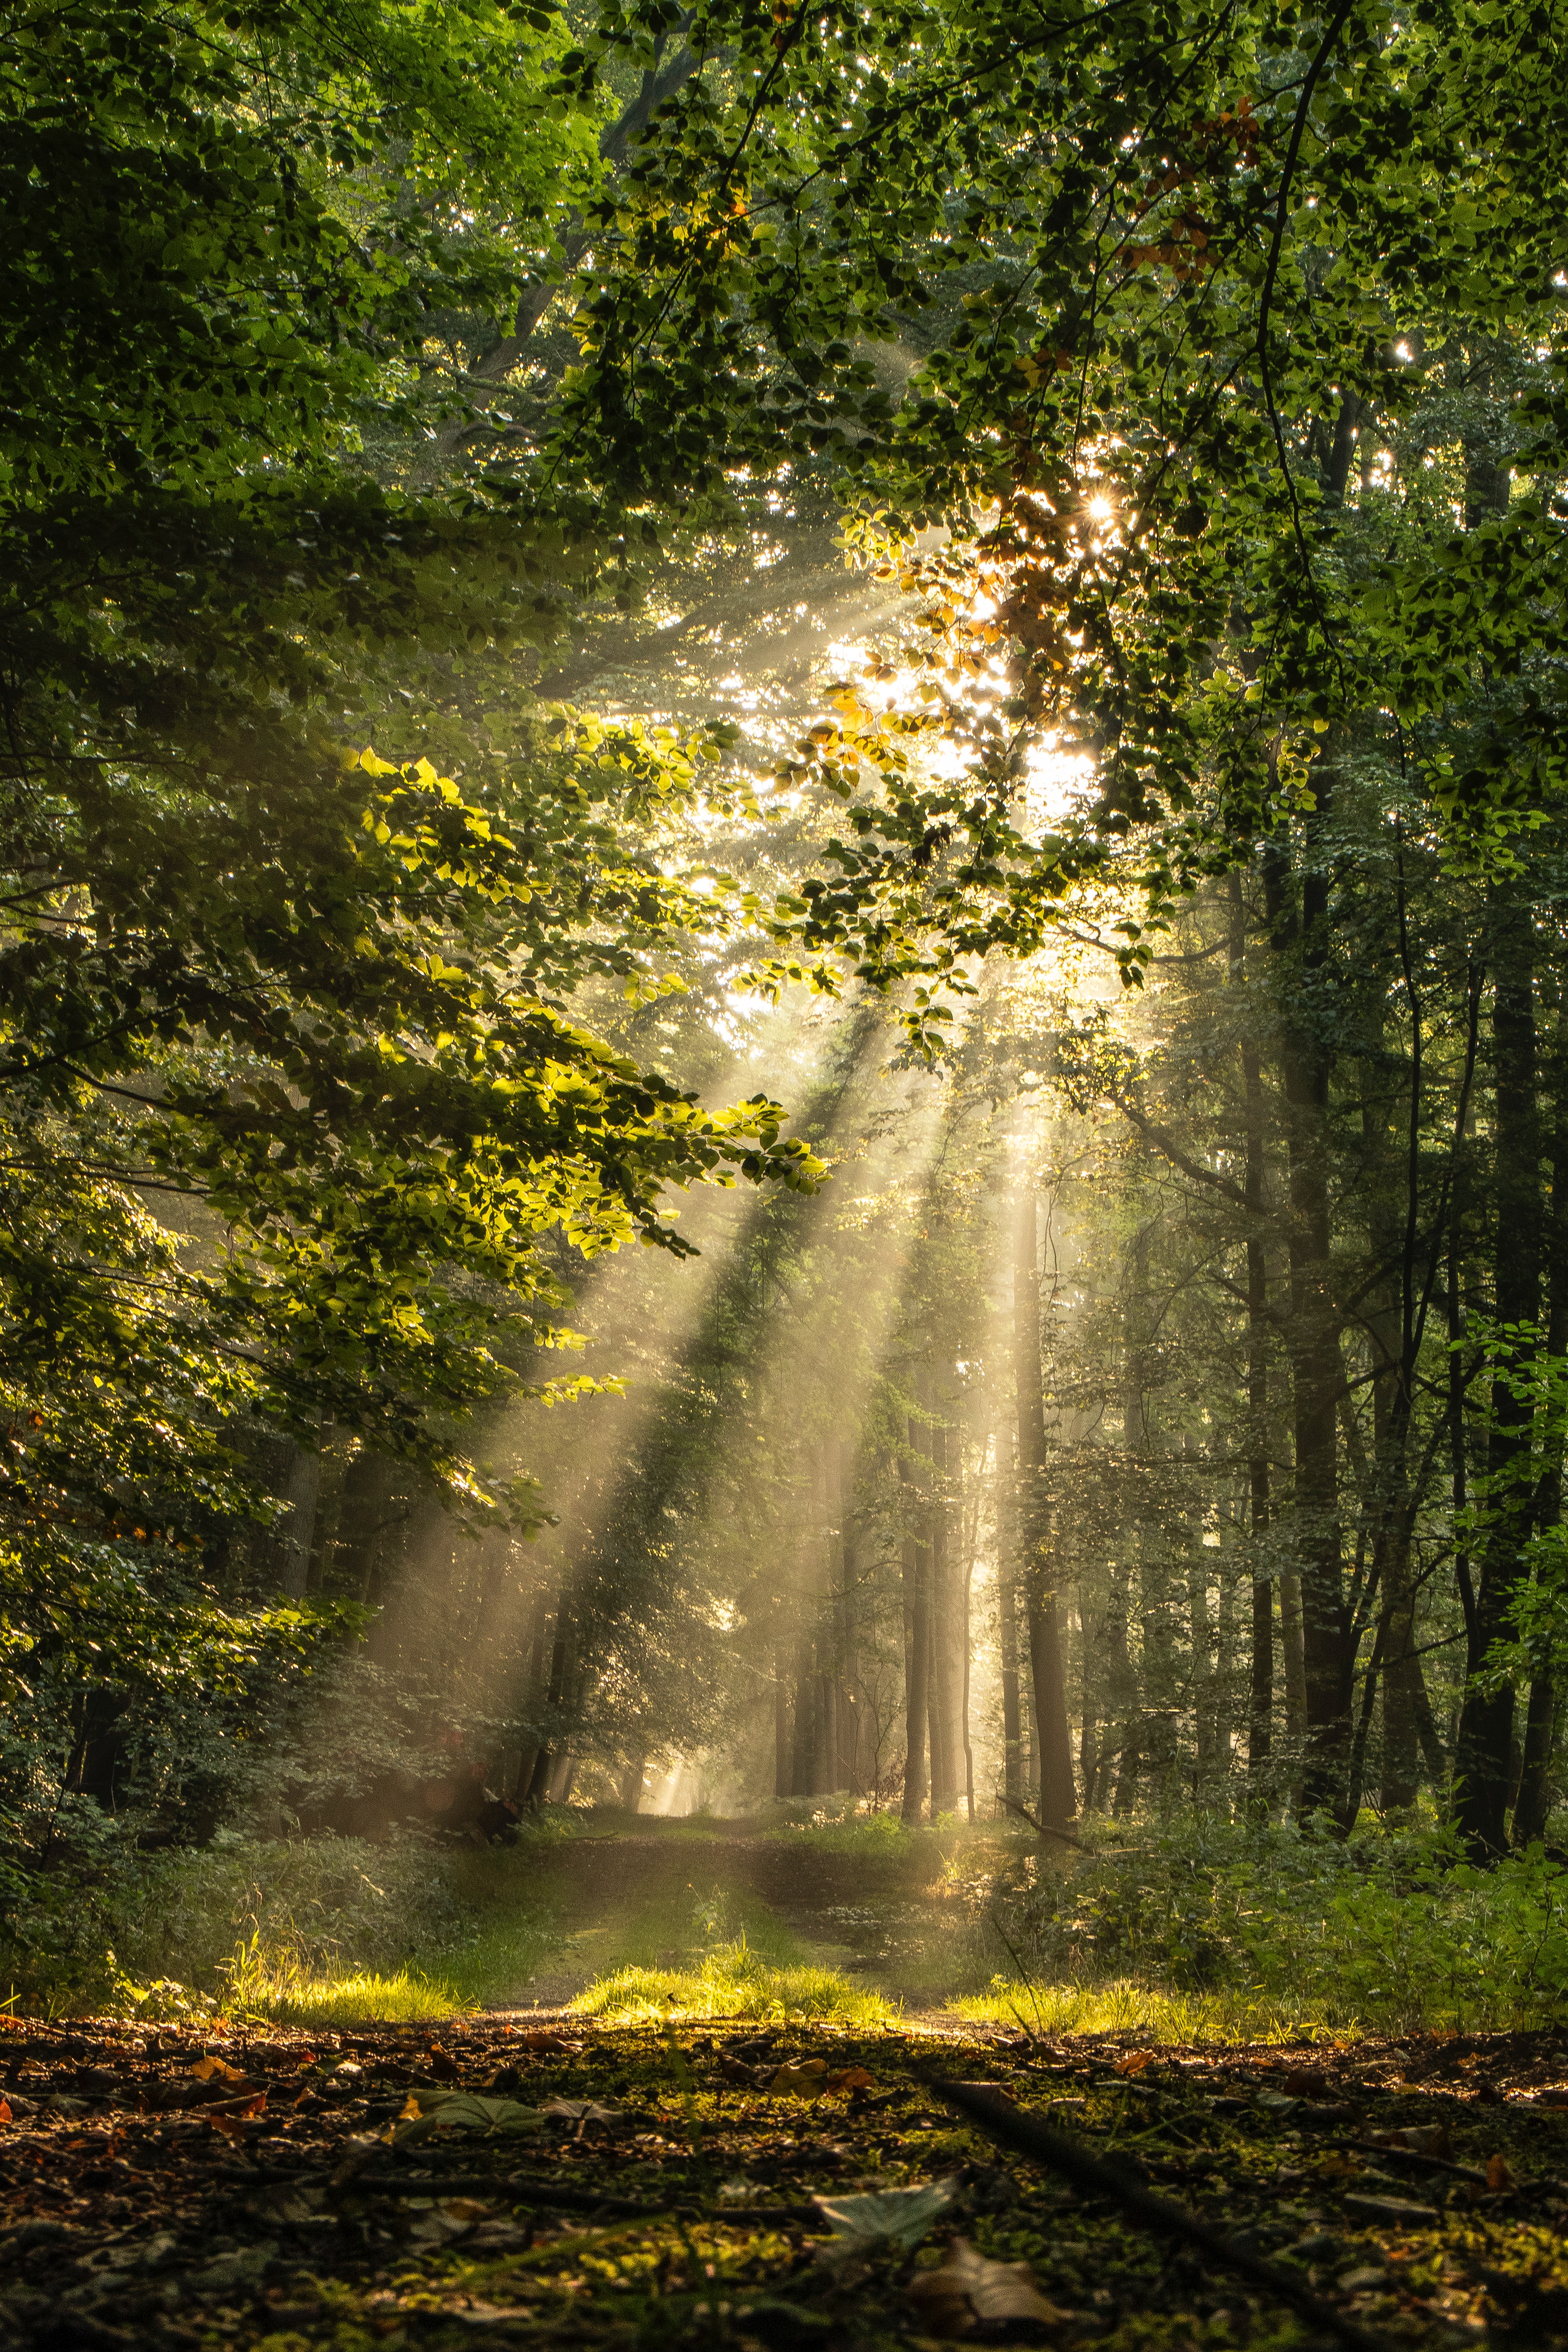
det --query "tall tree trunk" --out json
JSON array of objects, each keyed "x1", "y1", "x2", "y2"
[
  {"x1": 1104, "y1": 1555, "x2": 1136, "y2": 1815},
  {"x1": 836, "y1": 1438, "x2": 863, "y2": 1795},
  {"x1": 928, "y1": 1415, "x2": 960, "y2": 1815},
  {"x1": 997, "y1": 1417, "x2": 1024, "y2": 1806},
  {"x1": 791, "y1": 1624, "x2": 818, "y2": 1797},
  {"x1": 900, "y1": 1420, "x2": 930, "y2": 1824},
  {"x1": 1456, "y1": 887, "x2": 1540, "y2": 1855},
  {"x1": 774, "y1": 1640, "x2": 790, "y2": 1800},
  {"x1": 276, "y1": 1435, "x2": 323, "y2": 1601},
  {"x1": 1514, "y1": 1011, "x2": 1568, "y2": 1844},
  {"x1": 1266, "y1": 820, "x2": 1353, "y2": 1815},
  {"x1": 961, "y1": 1516, "x2": 976, "y2": 1824},
  {"x1": 526, "y1": 1593, "x2": 574, "y2": 1803},
  {"x1": 1015, "y1": 1185, "x2": 1077, "y2": 1835}
]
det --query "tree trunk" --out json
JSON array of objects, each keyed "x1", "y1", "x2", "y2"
[
  {"x1": 901, "y1": 1413, "x2": 930, "y2": 1823},
  {"x1": 836, "y1": 1439, "x2": 863, "y2": 1794},
  {"x1": 1266, "y1": 820, "x2": 1353, "y2": 1815},
  {"x1": 928, "y1": 1414, "x2": 960, "y2": 1815},
  {"x1": 997, "y1": 1417, "x2": 1024, "y2": 1805},
  {"x1": 774, "y1": 1642, "x2": 790, "y2": 1799},
  {"x1": 1456, "y1": 886, "x2": 1540, "y2": 1855},
  {"x1": 1015, "y1": 1185, "x2": 1076, "y2": 1835},
  {"x1": 526, "y1": 1593, "x2": 574, "y2": 1803},
  {"x1": 276, "y1": 1436, "x2": 323, "y2": 1601},
  {"x1": 1514, "y1": 1014, "x2": 1568, "y2": 1846}
]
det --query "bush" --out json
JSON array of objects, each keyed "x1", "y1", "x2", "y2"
[
  {"x1": 0, "y1": 1829, "x2": 497, "y2": 2015},
  {"x1": 996, "y1": 1814, "x2": 1568, "y2": 2033}
]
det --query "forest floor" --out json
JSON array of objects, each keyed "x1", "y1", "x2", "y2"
[
  {"x1": 9, "y1": 1821, "x2": 1568, "y2": 2348},
  {"x1": 5, "y1": 2006, "x2": 1568, "y2": 2351}
]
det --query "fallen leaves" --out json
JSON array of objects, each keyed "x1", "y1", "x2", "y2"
[
  {"x1": 908, "y1": 2238, "x2": 1069, "y2": 2338},
  {"x1": 189, "y1": 2055, "x2": 246, "y2": 2084},
  {"x1": 770, "y1": 2057, "x2": 828, "y2": 2095},
  {"x1": 393, "y1": 2090, "x2": 546, "y2": 2142},
  {"x1": 1281, "y1": 2066, "x2": 1330, "y2": 2098},
  {"x1": 768, "y1": 2058, "x2": 875, "y2": 2098},
  {"x1": 813, "y1": 2176, "x2": 957, "y2": 2256},
  {"x1": 207, "y1": 2094, "x2": 267, "y2": 2142},
  {"x1": 540, "y1": 2097, "x2": 623, "y2": 2127},
  {"x1": 1374, "y1": 2122, "x2": 1451, "y2": 2157}
]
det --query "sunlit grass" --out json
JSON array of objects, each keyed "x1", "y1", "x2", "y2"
[
  {"x1": 572, "y1": 1935, "x2": 897, "y2": 2026},
  {"x1": 953, "y1": 1974, "x2": 1356, "y2": 2046},
  {"x1": 238, "y1": 1966, "x2": 466, "y2": 2027},
  {"x1": 210, "y1": 1938, "x2": 468, "y2": 2025}
]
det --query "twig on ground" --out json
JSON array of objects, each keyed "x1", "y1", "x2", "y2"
[
  {"x1": 1349, "y1": 2138, "x2": 1489, "y2": 2184},
  {"x1": 344, "y1": 2170, "x2": 819, "y2": 2222},
  {"x1": 929, "y1": 2077, "x2": 1395, "y2": 2352}
]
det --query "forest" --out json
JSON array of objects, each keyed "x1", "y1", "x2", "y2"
[{"x1": 1, "y1": 2, "x2": 1567, "y2": 2348}]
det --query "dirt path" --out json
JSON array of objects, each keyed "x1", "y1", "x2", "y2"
[
  {"x1": 488, "y1": 1827, "x2": 985, "y2": 2012},
  {"x1": 5, "y1": 2007, "x2": 1567, "y2": 2348}
]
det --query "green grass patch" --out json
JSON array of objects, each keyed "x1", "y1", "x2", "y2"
[
  {"x1": 233, "y1": 1964, "x2": 466, "y2": 2027},
  {"x1": 571, "y1": 1935, "x2": 897, "y2": 2025},
  {"x1": 952, "y1": 1973, "x2": 1349, "y2": 2045}
]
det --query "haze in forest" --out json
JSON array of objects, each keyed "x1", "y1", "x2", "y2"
[{"x1": 1, "y1": 0, "x2": 1566, "y2": 2068}]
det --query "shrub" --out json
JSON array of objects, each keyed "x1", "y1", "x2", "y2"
[{"x1": 994, "y1": 1813, "x2": 1568, "y2": 2033}]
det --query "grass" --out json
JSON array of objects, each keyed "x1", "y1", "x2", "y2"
[
  {"x1": 571, "y1": 1935, "x2": 898, "y2": 2025},
  {"x1": 235, "y1": 1965, "x2": 467, "y2": 2027},
  {"x1": 952, "y1": 1972, "x2": 1353, "y2": 2046}
]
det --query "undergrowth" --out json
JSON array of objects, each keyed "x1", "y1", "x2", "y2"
[
  {"x1": 0, "y1": 1827, "x2": 563, "y2": 2018},
  {"x1": 571, "y1": 1934, "x2": 895, "y2": 2025},
  {"x1": 988, "y1": 1812, "x2": 1568, "y2": 2034}
]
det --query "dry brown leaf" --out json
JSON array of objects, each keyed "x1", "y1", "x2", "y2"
[
  {"x1": 824, "y1": 2066, "x2": 876, "y2": 2095},
  {"x1": 1383, "y1": 2123, "x2": 1450, "y2": 2157},
  {"x1": 190, "y1": 2055, "x2": 246, "y2": 2083},
  {"x1": 1282, "y1": 2067, "x2": 1330, "y2": 2098},
  {"x1": 908, "y1": 2238, "x2": 1068, "y2": 2338},
  {"x1": 208, "y1": 2096, "x2": 266, "y2": 2140},
  {"x1": 1114, "y1": 2051, "x2": 1154, "y2": 2076},
  {"x1": 1488, "y1": 2153, "x2": 1516, "y2": 2192},
  {"x1": 771, "y1": 2059, "x2": 829, "y2": 2097}
]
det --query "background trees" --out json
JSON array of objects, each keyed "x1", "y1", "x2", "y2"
[{"x1": 2, "y1": 0, "x2": 1565, "y2": 1901}]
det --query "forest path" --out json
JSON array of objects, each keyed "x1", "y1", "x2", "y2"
[
  {"x1": 483, "y1": 1822, "x2": 996, "y2": 2013},
  {"x1": 4, "y1": 2007, "x2": 1562, "y2": 2349}
]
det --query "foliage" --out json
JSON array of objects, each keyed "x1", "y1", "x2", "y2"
[
  {"x1": 555, "y1": 0, "x2": 1568, "y2": 1017},
  {"x1": 998, "y1": 1815, "x2": 1568, "y2": 2032},
  {"x1": 0, "y1": 0, "x2": 832, "y2": 1880}
]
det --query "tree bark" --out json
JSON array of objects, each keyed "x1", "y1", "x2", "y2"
[
  {"x1": 1265, "y1": 819, "x2": 1352, "y2": 1815},
  {"x1": 1232, "y1": 880, "x2": 1279, "y2": 1778},
  {"x1": 1456, "y1": 886, "x2": 1540, "y2": 1855},
  {"x1": 900, "y1": 1419, "x2": 930, "y2": 1823},
  {"x1": 1015, "y1": 1185, "x2": 1077, "y2": 1835},
  {"x1": 997, "y1": 1416, "x2": 1024, "y2": 1805},
  {"x1": 1514, "y1": 1007, "x2": 1568, "y2": 1845},
  {"x1": 928, "y1": 1414, "x2": 960, "y2": 1815}
]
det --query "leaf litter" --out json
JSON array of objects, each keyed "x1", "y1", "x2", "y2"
[{"x1": 2, "y1": 2014, "x2": 1568, "y2": 2346}]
